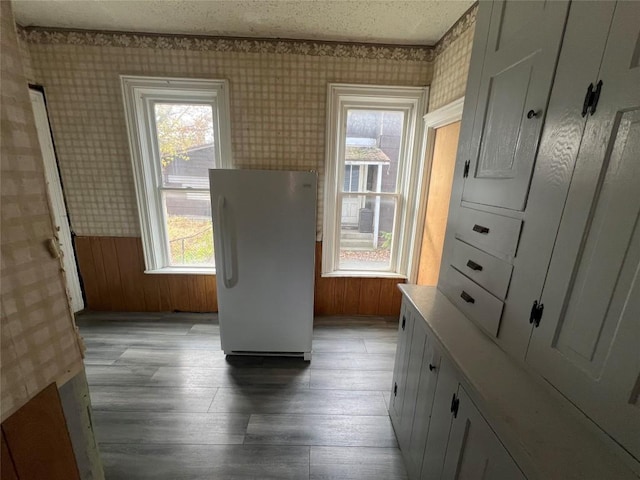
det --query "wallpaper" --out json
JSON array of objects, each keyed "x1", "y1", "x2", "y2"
[
  {"x1": 21, "y1": 29, "x2": 433, "y2": 237},
  {"x1": 429, "y1": 4, "x2": 477, "y2": 111},
  {"x1": 1, "y1": 0, "x2": 83, "y2": 421}
]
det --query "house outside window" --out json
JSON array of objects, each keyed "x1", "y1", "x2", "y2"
[
  {"x1": 323, "y1": 84, "x2": 428, "y2": 277},
  {"x1": 121, "y1": 76, "x2": 232, "y2": 274}
]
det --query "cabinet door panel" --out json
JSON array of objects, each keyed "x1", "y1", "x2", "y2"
[
  {"x1": 475, "y1": 56, "x2": 533, "y2": 180},
  {"x1": 390, "y1": 302, "x2": 413, "y2": 427},
  {"x1": 462, "y1": 0, "x2": 569, "y2": 211},
  {"x1": 406, "y1": 339, "x2": 440, "y2": 479},
  {"x1": 398, "y1": 318, "x2": 428, "y2": 452},
  {"x1": 527, "y1": 3, "x2": 640, "y2": 460},
  {"x1": 420, "y1": 356, "x2": 459, "y2": 480},
  {"x1": 441, "y1": 387, "x2": 525, "y2": 480}
]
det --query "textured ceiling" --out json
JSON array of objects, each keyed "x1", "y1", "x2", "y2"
[{"x1": 12, "y1": 0, "x2": 474, "y2": 45}]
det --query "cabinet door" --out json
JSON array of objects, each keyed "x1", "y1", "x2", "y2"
[
  {"x1": 398, "y1": 318, "x2": 428, "y2": 452},
  {"x1": 390, "y1": 302, "x2": 415, "y2": 428},
  {"x1": 526, "y1": 2, "x2": 640, "y2": 461},
  {"x1": 420, "y1": 355, "x2": 459, "y2": 480},
  {"x1": 462, "y1": 0, "x2": 569, "y2": 211},
  {"x1": 441, "y1": 387, "x2": 525, "y2": 480},
  {"x1": 406, "y1": 337, "x2": 440, "y2": 479}
]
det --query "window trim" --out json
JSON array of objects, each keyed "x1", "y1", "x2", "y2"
[
  {"x1": 121, "y1": 75, "x2": 232, "y2": 274},
  {"x1": 322, "y1": 84, "x2": 428, "y2": 278}
]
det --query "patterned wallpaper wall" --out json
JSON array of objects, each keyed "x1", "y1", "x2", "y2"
[
  {"x1": 21, "y1": 30, "x2": 433, "y2": 237},
  {"x1": 429, "y1": 4, "x2": 477, "y2": 111},
  {"x1": 1, "y1": 1, "x2": 83, "y2": 421},
  {"x1": 17, "y1": 33, "x2": 34, "y2": 84}
]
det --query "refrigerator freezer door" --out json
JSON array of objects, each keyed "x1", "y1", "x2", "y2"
[{"x1": 210, "y1": 169, "x2": 317, "y2": 356}]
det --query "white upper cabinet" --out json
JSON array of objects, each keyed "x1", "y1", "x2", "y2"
[
  {"x1": 496, "y1": 1, "x2": 618, "y2": 358},
  {"x1": 461, "y1": 1, "x2": 569, "y2": 211},
  {"x1": 526, "y1": 1, "x2": 640, "y2": 461}
]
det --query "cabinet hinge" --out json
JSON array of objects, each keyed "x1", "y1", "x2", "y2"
[
  {"x1": 529, "y1": 300, "x2": 544, "y2": 328},
  {"x1": 581, "y1": 80, "x2": 603, "y2": 117},
  {"x1": 450, "y1": 393, "x2": 460, "y2": 418},
  {"x1": 463, "y1": 160, "x2": 470, "y2": 178}
]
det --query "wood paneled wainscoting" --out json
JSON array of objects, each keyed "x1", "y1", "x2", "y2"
[{"x1": 75, "y1": 237, "x2": 403, "y2": 315}]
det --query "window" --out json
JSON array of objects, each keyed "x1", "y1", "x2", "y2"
[
  {"x1": 121, "y1": 76, "x2": 232, "y2": 273},
  {"x1": 323, "y1": 84, "x2": 428, "y2": 277}
]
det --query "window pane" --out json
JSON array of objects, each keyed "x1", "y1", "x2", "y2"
[
  {"x1": 343, "y1": 165, "x2": 360, "y2": 192},
  {"x1": 344, "y1": 109, "x2": 404, "y2": 194},
  {"x1": 339, "y1": 194, "x2": 396, "y2": 271},
  {"x1": 163, "y1": 191, "x2": 214, "y2": 267},
  {"x1": 154, "y1": 103, "x2": 215, "y2": 189}
]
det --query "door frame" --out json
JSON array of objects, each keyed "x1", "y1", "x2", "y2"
[
  {"x1": 409, "y1": 97, "x2": 465, "y2": 283},
  {"x1": 29, "y1": 86, "x2": 85, "y2": 312}
]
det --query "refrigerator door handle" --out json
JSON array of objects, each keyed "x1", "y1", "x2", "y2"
[{"x1": 217, "y1": 195, "x2": 235, "y2": 288}]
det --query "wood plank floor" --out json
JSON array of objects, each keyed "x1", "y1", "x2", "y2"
[{"x1": 77, "y1": 312, "x2": 407, "y2": 480}]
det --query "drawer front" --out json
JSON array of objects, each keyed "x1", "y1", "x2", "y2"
[
  {"x1": 441, "y1": 266, "x2": 504, "y2": 337},
  {"x1": 455, "y1": 207, "x2": 522, "y2": 260},
  {"x1": 451, "y1": 240, "x2": 514, "y2": 300}
]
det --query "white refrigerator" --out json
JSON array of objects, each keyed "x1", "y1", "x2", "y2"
[{"x1": 209, "y1": 169, "x2": 317, "y2": 360}]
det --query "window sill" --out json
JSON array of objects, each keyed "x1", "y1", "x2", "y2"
[
  {"x1": 321, "y1": 270, "x2": 407, "y2": 279},
  {"x1": 145, "y1": 267, "x2": 216, "y2": 275}
]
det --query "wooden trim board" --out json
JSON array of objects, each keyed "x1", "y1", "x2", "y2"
[
  {"x1": 75, "y1": 236, "x2": 403, "y2": 315},
  {"x1": 1, "y1": 384, "x2": 80, "y2": 480}
]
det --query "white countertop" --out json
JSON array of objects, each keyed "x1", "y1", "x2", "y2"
[{"x1": 399, "y1": 284, "x2": 639, "y2": 480}]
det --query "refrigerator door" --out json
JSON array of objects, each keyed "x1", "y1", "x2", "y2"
[{"x1": 210, "y1": 169, "x2": 317, "y2": 356}]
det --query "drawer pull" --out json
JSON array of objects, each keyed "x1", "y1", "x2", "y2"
[
  {"x1": 472, "y1": 224, "x2": 490, "y2": 234},
  {"x1": 466, "y1": 259, "x2": 483, "y2": 271},
  {"x1": 460, "y1": 291, "x2": 475, "y2": 304},
  {"x1": 429, "y1": 363, "x2": 436, "y2": 372}
]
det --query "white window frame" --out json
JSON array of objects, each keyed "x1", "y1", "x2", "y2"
[
  {"x1": 322, "y1": 84, "x2": 428, "y2": 278},
  {"x1": 121, "y1": 75, "x2": 232, "y2": 274}
]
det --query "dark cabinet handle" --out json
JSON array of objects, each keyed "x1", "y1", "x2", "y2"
[
  {"x1": 590, "y1": 80, "x2": 603, "y2": 116},
  {"x1": 394, "y1": 382, "x2": 398, "y2": 396},
  {"x1": 429, "y1": 364, "x2": 436, "y2": 372},
  {"x1": 401, "y1": 315, "x2": 406, "y2": 330},
  {"x1": 472, "y1": 224, "x2": 490, "y2": 234},
  {"x1": 526, "y1": 109, "x2": 539, "y2": 119},
  {"x1": 450, "y1": 393, "x2": 460, "y2": 418},
  {"x1": 466, "y1": 259, "x2": 483, "y2": 271},
  {"x1": 582, "y1": 83, "x2": 594, "y2": 117},
  {"x1": 460, "y1": 291, "x2": 475, "y2": 304},
  {"x1": 582, "y1": 81, "x2": 603, "y2": 117}
]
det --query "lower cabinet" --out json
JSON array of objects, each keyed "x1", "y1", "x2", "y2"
[
  {"x1": 441, "y1": 387, "x2": 525, "y2": 480},
  {"x1": 390, "y1": 302, "x2": 415, "y2": 429},
  {"x1": 390, "y1": 299, "x2": 525, "y2": 480},
  {"x1": 420, "y1": 356, "x2": 458, "y2": 480},
  {"x1": 397, "y1": 317, "x2": 428, "y2": 451},
  {"x1": 406, "y1": 336, "x2": 440, "y2": 478}
]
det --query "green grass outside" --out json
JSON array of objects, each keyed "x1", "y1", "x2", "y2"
[{"x1": 167, "y1": 216, "x2": 214, "y2": 265}]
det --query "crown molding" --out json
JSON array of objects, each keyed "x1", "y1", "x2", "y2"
[
  {"x1": 434, "y1": 2, "x2": 478, "y2": 57},
  {"x1": 18, "y1": 26, "x2": 435, "y2": 62}
]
